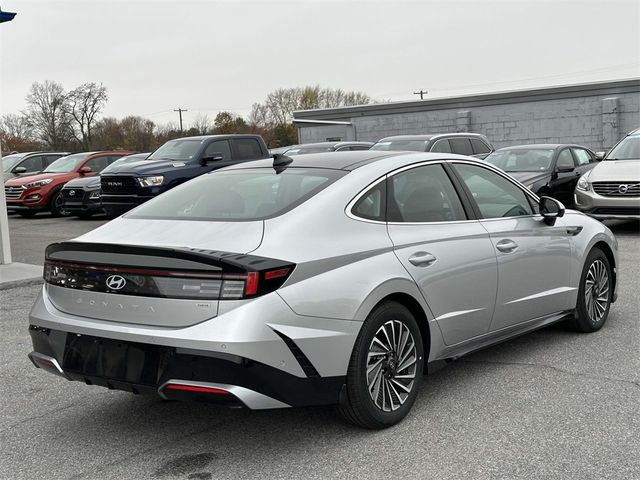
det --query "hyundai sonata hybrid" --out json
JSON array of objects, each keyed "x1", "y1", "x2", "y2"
[{"x1": 28, "y1": 151, "x2": 618, "y2": 428}]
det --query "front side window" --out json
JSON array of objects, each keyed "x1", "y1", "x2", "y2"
[
  {"x1": 83, "y1": 156, "x2": 111, "y2": 172},
  {"x1": 556, "y1": 149, "x2": 575, "y2": 169},
  {"x1": 388, "y1": 164, "x2": 466, "y2": 222},
  {"x1": 454, "y1": 163, "x2": 533, "y2": 219},
  {"x1": 606, "y1": 133, "x2": 640, "y2": 160},
  {"x1": 19, "y1": 156, "x2": 44, "y2": 172},
  {"x1": 43, "y1": 153, "x2": 90, "y2": 173},
  {"x1": 128, "y1": 167, "x2": 346, "y2": 221},
  {"x1": 449, "y1": 138, "x2": 473, "y2": 156},
  {"x1": 429, "y1": 139, "x2": 451, "y2": 153},
  {"x1": 203, "y1": 140, "x2": 231, "y2": 160}
]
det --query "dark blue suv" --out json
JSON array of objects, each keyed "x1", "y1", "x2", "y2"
[{"x1": 100, "y1": 134, "x2": 269, "y2": 217}]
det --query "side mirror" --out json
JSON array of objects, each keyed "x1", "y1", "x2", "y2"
[
  {"x1": 13, "y1": 166, "x2": 27, "y2": 174},
  {"x1": 201, "y1": 153, "x2": 224, "y2": 164},
  {"x1": 79, "y1": 166, "x2": 92, "y2": 175},
  {"x1": 556, "y1": 165, "x2": 575, "y2": 173},
  {"x1": 539, "y1": 196, "x2": 565, "y2": 226},
  {"x1": 594, "y1": 151, "x2": 606, "y2": 161}
]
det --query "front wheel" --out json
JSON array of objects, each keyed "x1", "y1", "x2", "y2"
[
  {"x1": 568, "y1": 248, "x2": 612, "y2": 332},
  {"x1": 338, "y1": 301, "x2": 424, "y2": 429},
  {"x1": 49, "y1": 190, "x2": 70, "y2": 217}
]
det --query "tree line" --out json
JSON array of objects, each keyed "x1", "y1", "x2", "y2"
[{"x1": 1, "y1": 82, "x2": 375, "y2": 154}]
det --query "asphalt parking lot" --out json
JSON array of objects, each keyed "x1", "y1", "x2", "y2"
[{"x1": 1, "y1": 213, "x2": 638, "y2": 480}]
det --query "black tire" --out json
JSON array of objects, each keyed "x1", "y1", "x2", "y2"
[
  {"x1": 76, "y1": 212, "x2": 93, "y2": 219},
  {"x1": 49, "y1": 189, "x2": 70, "y2": 217},
  {"x1": 568, "y1": 248, "x2": 612, "y2": 332},
  {"x1": 337, "y1": 301, "x2": 424, "y2": 429},
  {"x1": 18, "y1": 211, "x2": 37, "y2": 218}
]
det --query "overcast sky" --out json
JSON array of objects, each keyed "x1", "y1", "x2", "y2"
[{"x1": 1, "y1": 0, "x2": 638, "y2": 128}]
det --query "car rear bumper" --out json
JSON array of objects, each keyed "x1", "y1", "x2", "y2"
[{"x1": 28, "y1": 287, "x2": 356, "y2": 408}]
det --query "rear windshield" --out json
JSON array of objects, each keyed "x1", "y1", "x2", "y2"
[
  {"x1": 148, "y1": 139, "x2": 204, "y2": 161},
  {"x1": 43, "y1": 153, "x2": 90, "y2": 173},
  {"x1": 127, "y1": 167, "x2": 347, "y2": 221},
  {"x1": 606, "y1": 134, "x2": 640, "y2": 160},
  {"x1": 485, "y1": 149, "x2": 555, "y2": 172},
  {"x1": 370, "y1": 140, "x2": 428, "y2": 152}
]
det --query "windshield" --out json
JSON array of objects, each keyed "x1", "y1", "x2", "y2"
[
  {"x1": 128, "y1": 167, "x2": 346, "y2": 221},
  {"x1": 484, "y1": 149, "x2": 555, "y2": 172},
  {"x1": 284, "y1": 146, "x2": 334, "y2": 155},
  {"x1": 1, "y1": 153, "x2": 26, "y2": 172},
  {"x1": 101, "y1": 154, "x2": 150, "y2": 174},
  {"x1": 43, "y1": 153, "x2": 90, "y2": 173},
  {"x1": 147, "y1": 139, "x2": 204, "y2": 161},
  {"x1": 370, "y1": 140, "x2": 428, "y2": 152},
  {"x1": 606, "y1": 134, "x2": 640, "y2": 160}
]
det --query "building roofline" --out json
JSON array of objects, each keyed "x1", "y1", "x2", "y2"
[{"x1": 293, "y1": 78, "x2": 640, "y2": 121}]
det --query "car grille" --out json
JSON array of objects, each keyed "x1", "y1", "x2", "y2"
[
  {"x1": 62, "y1": 188, "x2": 88, "y2": 203},
  {"x1": 592, "y1": 207, "x2": 640, "y2": 216},
  {"x1": 592, "y1": 182, "x2": 640, "y2": 197},
  {"x1": 101, "y1": 176, "x2": 138, "y2": 194},
  {"x1": 4, "y1": 186, "x2": 24, "y2": 200}
]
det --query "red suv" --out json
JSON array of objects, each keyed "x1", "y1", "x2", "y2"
[{"x1": 4, "y1": 151, "x2": 131, "y2": 217}]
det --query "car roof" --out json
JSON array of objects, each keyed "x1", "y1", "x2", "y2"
[
  {"x1": 235, "y1": 150, "x2": 410, "y2": 171},
  {"x1": 376, "y1": 133, "x2": 487, "y2": 142},
  {"x1": 286, "y1": 141, "x2": 372, "y2": 149},
  {"x1": 165, "y1": 134, "x2": 260, "y2": 141},
  {"x1": 495, "y1": 144, "x2": 587, "y2": 151}
]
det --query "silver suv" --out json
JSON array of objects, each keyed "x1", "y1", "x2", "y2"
[
  {"x1": 575, "y1": 128, "x2": 640, "y2": 219},
  {"x1": 371, "y1": 133, "x2": 493, "y2": 159}
]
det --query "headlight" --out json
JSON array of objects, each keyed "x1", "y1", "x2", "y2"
[
  {"x1": 576, "y1": 171, "x2": 592, "y2": 191},
  {"x1": 23, "y1": 178, "x2": 53, "y2": 188},
  {"x1": 136, "y1": 176, "x2": 164, "y2": 187},
  {"x1": 89, "y1": 190, "x2": 101, "y2": 200}
]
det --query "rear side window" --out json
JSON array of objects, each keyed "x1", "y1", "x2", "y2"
[
  {"x1": 454, "y1": 163, "x2": 532, "y2": 218},
  {"x1": 128, "y1": 168, "x2": 346, "y2": 221},
  {"x1": 449, "y1": 138, "x2": 473, "y2": 155},
  {"x1": 429, "y1": 139, "x2": 451, "y2": 153},
  {"x1": 470, "y1": 138, "x2": 491, "y2": 154},
  {"x1": 233, "y1": 138, "x2": 264, "y2": 160},
  {"x1": 351, "y1": 181, "x2": 386, "y2": 221},
  {"x1": 388, "y1": 164, "x2": 466, "y2": 222}
]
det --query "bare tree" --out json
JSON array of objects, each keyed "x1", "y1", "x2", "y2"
[
  {"x1": 65, "y1": 82, "x2": 108, "y2": 149},
  {"x1": 191, "y1": 113, "x2": 211, "y2": 135},
  {"x1": 0, "y1": 113, "x2": 34, "y2": 139},
  {"x1": 25, "y1": 80, "x2": 74, "y2": 150},
  {"x1": 120, "y1": 116, "x2": 156, "y2": 152}
]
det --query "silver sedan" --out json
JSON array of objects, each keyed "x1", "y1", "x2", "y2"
[{"x1": 28, "y1": 151, "x2": 618, "y2": 428}]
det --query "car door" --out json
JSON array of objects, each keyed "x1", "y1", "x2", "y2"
[
  {"x1": 451, "y1": 162, "x2": 573, "y2": 331},
  {"x1": 572, "y1": 147, "x2": 598, "y2": 178},
  {"x1": 386, "y1": 162, "x2": 498, "y2": 345},
  {"x1": 550, "y1": 148, "x2": 580, "y2": 205}
]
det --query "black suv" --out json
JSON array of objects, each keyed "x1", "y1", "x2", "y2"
[
  {"x1": 370, "y1": 133, "x2": 494, "y2": 159},
  {"x1": 100, "y1": 135, "x2": 270, "y2": 217}
]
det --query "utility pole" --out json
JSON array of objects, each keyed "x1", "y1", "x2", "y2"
[
  {"x1": 413, "y1": 89, "x2": 428, "y2": 100},
  {"x1": 174, "y1": 108, "x2": 188, "y2": 132}
]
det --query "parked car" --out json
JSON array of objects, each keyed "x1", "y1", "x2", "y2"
[
  {"x1": 269, "y1": 145, "x2": 299, "y2": 155},
  {"x1": 2, "y1": 151, "x2": 69, "y2": 183},
  {"x1": 484, "y1": 144, "x2": 599, "y2": 206},
  {"x1": 284, "y1": 141, "x2": 373, "y2": 155},
  {"x1": 28, "y1": 150, "x2": 617, "y2": 428},
  {"x1": 61, "y1": 153, "x2": 150, "y2": 218},
  {"x1": 4, "y1": 151, "x2": 131, "y2": 217},
  {"x1": 370, "y1": 133, "x2": 494, "y2": 159},
  {"x1": 100, "y1": 135, "x2": 270, "y2": 217},
  {"x1": 575, "y1": 128, "x2": 640, "y2": 220}
]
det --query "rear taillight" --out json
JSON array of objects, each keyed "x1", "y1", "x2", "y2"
[{"x1": 43, "y1": 260, "x2": 294, "y2": 301}]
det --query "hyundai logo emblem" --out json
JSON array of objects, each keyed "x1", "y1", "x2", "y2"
[
  {"x1": 69, "y1": 190, "x2": 76, "y2": 196},
  {"x1": 618, "y1": 184, "x2": 629, "y2": 194},
  {"x1": 105, "y1": 275, "x2": 127, "y2": 290}
]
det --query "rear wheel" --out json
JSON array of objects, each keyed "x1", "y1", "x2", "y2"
[
  {"x1": 338, "y1": 301, "x2": 424, "y2": 429},
  {"x1": 49, "y1": 189, "x2": 70, "y2": 217},
  {"x1": 568, "y1": 248, "x2": 612, "y2": 332}
]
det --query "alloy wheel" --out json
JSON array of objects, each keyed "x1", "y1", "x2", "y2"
[
  {"x1": 584, "y1": 259, "x2": 609, "y2": 324},
  {"x1": 366, "y1": 319, "x2": 417, "y2": 412}
]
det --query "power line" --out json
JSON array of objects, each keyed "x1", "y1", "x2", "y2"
[
  {"x1": 413, "y1": 89, "x2": 428, "y2": 100},
  {"x1": 173, "y1": 108, "x2": 188, "y2": 132}
]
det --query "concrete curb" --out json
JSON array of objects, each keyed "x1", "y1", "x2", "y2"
[{"x1": 0, "y1": 277, "x2": 43, "y2": 291}]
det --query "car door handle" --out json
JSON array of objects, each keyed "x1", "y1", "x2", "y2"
[
  {"x1": 496, "y1": 239, "x2": 518, "y2": 253},
  {"x1": 408, "y1": 252, "x2": 437, "y2": 267}
]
